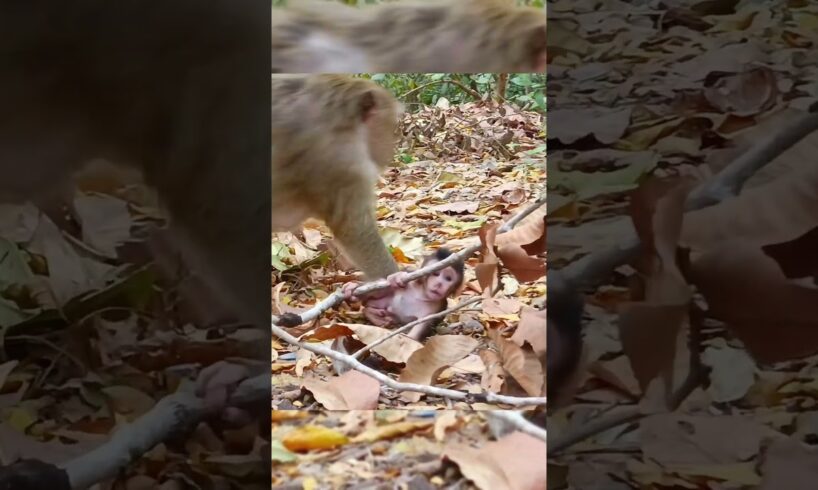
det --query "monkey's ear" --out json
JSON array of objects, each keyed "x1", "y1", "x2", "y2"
[
  {"x1": 528, "y1": 25, "x2": 547, "y2": 72},
  {"x1": 359, "y1": 90, "x2": 378, "y2": 122}
]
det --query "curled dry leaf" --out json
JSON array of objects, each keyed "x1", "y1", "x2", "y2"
[
  {"x1": 489, "y1": 329, "x2": 544, "y2": 397},
  {"x1": 495, "y1": 206, "x2": 545, "y2": 254},
  {"x1": 510, "y1": 307, "x2": 546, "y2": 356},
  {"x1": 476, "y1": 222, "x2": 501, "y2": 294},
  {"x1": 704, "y1": 67, "x2": 778, "y2": 117},
  {"x1": 496, "y1": 245, "x2": 545, "y2": 282}
]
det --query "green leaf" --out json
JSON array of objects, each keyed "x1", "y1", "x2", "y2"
[
  {"x1": 0, "y1": 239, "x2": 35, "y2": 291},
  {"x1": 444, "y1": 217, "x2": 487, "y2": 231}
]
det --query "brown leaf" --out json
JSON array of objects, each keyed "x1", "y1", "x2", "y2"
[
  {"x1": 704, "y1": 67, "x2": 778, "y2": 117},
  {"x1": 549, "y1": 107, "x2": 631, "y2": 145},
  {"x1": 641, "y1": 414, "x2": 769, "y2": 466},
  {"x1": 490, "y1": 330, "x2": 544, "y2": 397},
  {"x1": 431, "y1": 201, "x2": 480, "y2": 214},
  {"x1": 443, "y1": 432, "x2": 546, "y2": 490},
  {"x1": 682, "y1": 130, "x2": 818, "y2": 251},
  {"x1": 496, "y1": 244, "x2": 545, "y2": 282},
  {"x1": 690, "y1": 241, "x2": 818, "y2": 363},
  {"x1": 510, "y1": 307, "x2": 546, "y2": 356},
  {"x1": 495, "y1": 206, "x2": 545, "y2": 255},
  {"x1": 760, "y1": 437, "x2": 818, "y2": 490},
  {"x1": 399, "y1": 335, "x2": 479, "y2": 403},
  {"x1": 302, "y1": 370, "x2": 380, "y2": 410}
]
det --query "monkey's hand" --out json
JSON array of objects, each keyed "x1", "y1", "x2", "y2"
[
  {"x1": 363, "y1": 306, "x2": 394, "y2": 327},
  {"x1": 343, "y1": 280, "x2": 393, "y2": 302},
  {"x1": 195, "y1": 361, "x2": 253, "y2": 425},
  {"x1": 342, "y1": 281, "x2": 364, "y2": 301},
  {"x1": 387, "y1": 271, "x2": 412, "y2": 289}
]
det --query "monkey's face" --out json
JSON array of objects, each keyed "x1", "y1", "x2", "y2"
[{"x1": 424, "y1": 266, "x2": 460, "y2": 301}]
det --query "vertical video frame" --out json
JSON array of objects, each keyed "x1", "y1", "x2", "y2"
[{"x1": 271, "y1": 1, "x2": 546, "y2": 488}]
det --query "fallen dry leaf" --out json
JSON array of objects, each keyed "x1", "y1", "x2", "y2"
[{"x1": 302, "y1": 370, "x2": 380, "y2": 410}]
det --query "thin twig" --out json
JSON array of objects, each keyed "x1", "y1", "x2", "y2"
[
  {"x1": 62, "y1": 374, "x2": 268, "y2": 490},
  {"x1": 271, "y1": 322, "x2": 545, "y2": 407},
  {"x1": 549, "y1": 406, "x2": 642, "y2": 454},
  {"x1": 486, "y1": 410, "x2": 547, "y2": 443}
]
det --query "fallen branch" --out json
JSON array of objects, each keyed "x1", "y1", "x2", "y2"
[
  {"x1": 272, "y1": 321, "x2": 545, "y2": 407},
  {"x1": 487, "y1": 410, "x2": 547, "y2": 443},
  {"x1": 548, "y1": 405, "x2": 641, "y2": 454},
  {"x1": 273, "y1": 195, "x2": 544, "y2": 328},
  {"x1": 549, "y1": 364, "x2": 708, "y2": 454},
  {"x1": 62, "y1": 374, "x2": 268, "y2": 490}
]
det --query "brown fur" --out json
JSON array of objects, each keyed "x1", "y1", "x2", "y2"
[
  {"x1": 0, "y1": 0, "x2": 271, "y2": 327},
  {"x1": 271, "y1": 0, "x2": 547, "y2": 73},
  {"x1": 271, "y1": 75, "x2": 402, "y2": 280}
]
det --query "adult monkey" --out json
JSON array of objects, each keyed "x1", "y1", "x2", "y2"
[
  {"x1": 271, "y1": 74, "x2": 402, "y2": 281},
  {"x1": 271, "y1": 0, "x2": 547, "y2": 73},
  {"x1": 2, "y1": 0, "x2": 402, "y2": 414},
  {"x1": 1, "y1": 0, "x2": 271, "y2": 422}
]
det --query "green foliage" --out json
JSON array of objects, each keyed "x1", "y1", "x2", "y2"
[{"x1": 359, "y1": 74, "x2": 545, "y2": 113}]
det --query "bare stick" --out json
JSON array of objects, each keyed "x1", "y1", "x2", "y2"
[
  {"x1": 352, "y1": 296, "x2": 483, "y2": 359},
  {"x1": 63, "y1": 374, "x2": 268, "y2": 490},
  {"x1": 274, "y1": 195, "x2": 545, "y2": 328},
  {"x1": 548, "y1": 405, "x2": 641, "y2": 454},
  {"x1": 549, "y1": 364, "x2": 708, "y2": 454},
  {"x1": 487, "y1": 410, "x2": 547, "y2": 443},
  {"x1": 271, "y1": 321, "x2": 546, "y2": 407}
]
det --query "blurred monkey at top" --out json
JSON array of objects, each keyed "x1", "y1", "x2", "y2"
[{"x1": 271, "y1": 0, "x2": 546, "y2": 73}]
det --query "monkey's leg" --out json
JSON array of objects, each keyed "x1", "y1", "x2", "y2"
[{"x1": 547, "y1": 272, "x2": 585, "y2": 406}]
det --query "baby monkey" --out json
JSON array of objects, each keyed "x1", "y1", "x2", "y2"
[{"x1": 342, "y1": 248, "x2": 465, "y2": 342}]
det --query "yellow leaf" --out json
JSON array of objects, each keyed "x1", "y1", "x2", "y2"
[
  {"x1": 6, "y1": 407, "x2": 35, "y2": 431},
  {"x1": 282, "y1": 425, "x2": 349, "y2": 452}
]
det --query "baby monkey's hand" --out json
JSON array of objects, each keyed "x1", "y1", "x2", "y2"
[
  {"x1": 342, "y1": 281, "x2": 363, "y2": 301},
  {"x1": 387, "y1": 270, "x2": 412, "y2": 289}
]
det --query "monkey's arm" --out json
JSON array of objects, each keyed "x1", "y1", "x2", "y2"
[
  {"x1": 363, "y1": 306, "x2": 395, "y2": 327},
  {"x1": 547, "y1": 272, "x2": 585, "y2": 403},
  {"x1": 329, "y1": 198, "x2": 398, "y2": 280},
  {"x1": 405, "y1": 319, "x2": 436, "y2": 342}
]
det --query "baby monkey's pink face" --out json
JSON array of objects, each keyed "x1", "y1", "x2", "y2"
[{"x1": 424, "y1": 266, "x2": 460, "y2": 302}]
